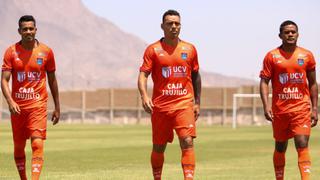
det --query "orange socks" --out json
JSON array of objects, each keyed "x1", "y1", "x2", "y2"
[
  {"x1": 14, "y1": 155, "x2": 27, "y2": 180},
  {"x1": 181, "y1": 148, "x2": 195, "y2": 180},
  {"x1": 151, "y1": 151, "x2": 164, "y2": 180},
  {"x1": 14, "y1": 141, "x2": 27, "y2": 180},
  {"x1": 31, "y1": 139, "x2": 44, "y2": 180},
  {"x1": 297, "y1": 148, "x2": 311, "y2": 180},
  {"x1": 273, "y1": 150, "x2": 285, "y2": 180}
]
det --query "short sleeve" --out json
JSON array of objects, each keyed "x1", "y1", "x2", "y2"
[
  {"x1": 191, "y1": 45, "x2": 199, "y2": 72},
  {"x1": 139, "y1": 46, "x2": 153, "y2": 73},
  {"x1": 259, "y1": 52, "x2": 273, "y2": 80},
  {"x1": 306, "y1": 51, "x2": 316, "y2": 71},
  {"x1": 1, "y1": 47, "x2": 13, "y2": 72},
  {"x1": 45, "y1": 48, "x2": 56, "y2": 72}
]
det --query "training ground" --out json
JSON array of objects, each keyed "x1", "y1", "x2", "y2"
[{"x1": 0, "y1": 123, "x2": 319, "y2": 180}]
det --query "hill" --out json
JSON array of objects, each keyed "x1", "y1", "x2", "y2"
[{"x1": 0, "y1": 0, "x2": 256, "y2": 90}]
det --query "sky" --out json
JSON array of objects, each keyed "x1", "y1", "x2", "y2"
[{"x1": 82, "y1": 0, "x2": 320, "y2": 80}]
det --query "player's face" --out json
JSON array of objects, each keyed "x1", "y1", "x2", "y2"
[
  {"x1": 18, "y1": 21, "x2": 37, "y2": 42},
  {"x1": 279, "y1": 24, "x2": 299, "y2": 45},
  {"x1": 161, "y1": 15, "x2": 181, "y2": 40}
]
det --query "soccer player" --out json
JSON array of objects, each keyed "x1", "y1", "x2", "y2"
[
  {"x1": 1, "y1": 15, "x2": 60, "y2": 180},
  {"x1": 138, "y1": 9, "x2": 201, "y2": 180},
  {"x1": 260, "y1": 20, "x2": 318, "y2": 180}
]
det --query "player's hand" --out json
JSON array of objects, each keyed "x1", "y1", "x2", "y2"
[
  {"x1": 141, "y1": 96, "x2": 154, "y2": 114},
  {"x1": 311, "y1": 109, "x2": 318, "y2": 127},
  {"x1": 8, "y1": 101, "x2": 20, "y2": 115},
  {"x1": 193, "y1": 104, "x2": 200, "y2": 121},
  {"x1": 51, "y1": 109, "x2": 60, "y2": 125},
  {"x1": 264, "y1": 107, "x2": 273, "y2": 122}
]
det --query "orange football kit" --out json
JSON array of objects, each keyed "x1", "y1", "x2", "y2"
[
  {"x1": 141, "y1": 38, "x2": 199, "y2": 180},
  {"x1": 2, "y1": 42, "x2": 56, "y2": 141},
  {"x1": 260, "y1": 46, "x2": 315, "y2": 141},
  {"x1": 140, "y1": 39, "x2": 199, "y2": 144}
]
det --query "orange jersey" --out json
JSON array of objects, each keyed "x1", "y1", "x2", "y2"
[
  {"x1": 260, "y1": 47, "x2": 316, "y2": 114},
  {"x1": 2, "y1": 41, "x2": 56, "y2": 109},
  {"x1": 140, "y1": 39, "x2": 199, "y2": 111}
]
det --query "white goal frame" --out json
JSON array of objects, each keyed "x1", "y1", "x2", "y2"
[{"x1": 232, "y1": 93, "x2": 272, "y2": 129}]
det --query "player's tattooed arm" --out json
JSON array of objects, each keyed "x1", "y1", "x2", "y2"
[
  {"x1": 192, "y1": 71, "x2": 201, "y2": 120},
  {"x1": 307, "y1": 70, "x2": 318, "y2": 127},
  {"x1": 192, "y1": 71, "x2": 201, "y2": 105}
]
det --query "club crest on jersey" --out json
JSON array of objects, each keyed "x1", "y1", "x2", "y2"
[
  {"x1": 181, "y1": 53, "x2": 188, "y2": 60},
  {"x1": 162, "y1": 67, "x2": 172, "y2": 78},
  {"x1": 297, "y1": 59, "x2": 304, "y2": 66},
  {"x1": 36, "y1": 58, "x2": 43, "y2": 65},
  {"x1": 279, "y1": 73, "x2": 288, "y2": 84},
  {"x1": 17, "y1": 71, "x2": 26, "y2": 82}
]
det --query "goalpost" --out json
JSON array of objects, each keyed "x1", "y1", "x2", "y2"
[{"x1": 232, "y1": 93, "x2": 272, "y2": 129}]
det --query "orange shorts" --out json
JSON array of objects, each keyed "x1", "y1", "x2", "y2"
[
  {"x1": 151, "y1": 107, "x2": 196, "y2": 144},
  {"x1": 11, "y1": 107, "x2": 47, "y2": 142},
  {"x1": 272, "y1": 111, "x2": 311, "y2": 141}
]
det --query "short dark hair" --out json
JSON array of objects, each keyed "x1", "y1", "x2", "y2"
[
  {"x1": 279, "y1": 20, "x2": 298, "y2": 33},
  {"x1": 19, "y1": 15, "x2": 36, "y2": 28},
  {"x1": 162, "y1": 9, "x2": 180, "y2": 23}
]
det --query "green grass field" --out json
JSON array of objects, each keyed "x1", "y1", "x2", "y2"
[{"x1": 0, "y1": 122, "x2": 319, "y2": 180}]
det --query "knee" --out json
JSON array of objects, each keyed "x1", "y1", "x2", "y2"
[
  {"x1": 14, "y1": 141, "x2": 26, "y2": 155},
  {"x1": 295, "y1": 141, "x2": 308, "y2": 149},
  {"x1": 294, "y1": 135, "x2": 309, "y2": 149},
  {"x1": 180, "y1": 136, "x2": 193, "y2": 149},
  {"x1": 275, "y1": 141, "x2": 287, "y2": 153},
  {"x1": 153, "y1": 144, "x2": 166, "y2": 153},
  {"x1": 31, "y1": 138, "x2": 43, "y2": 152}
]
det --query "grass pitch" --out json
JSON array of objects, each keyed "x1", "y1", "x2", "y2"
[{"x1": 0, "y1": 122, "x2": 319, "y2": 180}]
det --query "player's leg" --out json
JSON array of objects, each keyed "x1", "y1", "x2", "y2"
[
  {"x1": 28, "y1": 108, "x2": 47, "y2": 180},
  {"x1": 274, "y1": 141, "x2": 288, "y2": 180},
  {"x1": 151, "y1": 144, "x2": 167, "y2": 180},
  {"x1": 272, "y1": 113, "x2": 290, "y2": 180},
  {"x1": 151, "y1": 111, "x2": 172, "y2": 180},
  {"x1": 11, "y1": 113, "x2": 28, "y2": 180},
  {"x1": 14, "y1": 139, "x2": 28, "y2": 180},
  {"x1": 290, "y1": 111, "x2": 312, "y2": 180},
  {"x1": 179, "y1": 136, "x2": 195, "y2": 180},
  {"x1": 31, "y1": 137, "x2": 44, "y2": 180},
  {"x1": 174, "y1": 108, "x2": 196, "y2": 180},
  {"x1": 294, "y1": 135, "x2": 311, "y2": 180}
]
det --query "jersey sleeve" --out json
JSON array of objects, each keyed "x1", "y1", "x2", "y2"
[
  {"x1": 191, "y1": 45, "x2": 199, "y2": 72},
  {"x1": 1, "y1": 47, "x2": 13, "y2": 72},
  {"x1": 45, "y1": 48, "x2": 56, "y2": 72},
  {"x1": 139, "y1": 46, "x2": 153, "y2": 73},
  {"x1": 259, "y1": 52, "x2": 273, "y2": 80},
  {"x1": 306, "y1": 51, "x2": 316, "y2": 71}
]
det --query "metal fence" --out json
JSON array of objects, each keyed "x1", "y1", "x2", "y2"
[{"x1": 1, "y1": 86, "x2": 270, "y2": 125}]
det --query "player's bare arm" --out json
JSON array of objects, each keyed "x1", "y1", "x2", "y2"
[
  {"x1": 138, "y1": 71, "x2": 154, "y2": 113},
  {"x1": 259, "y1": 78, "x2": 273, "y2": 121},
  {"x1": 1, "y1": 71, "x2": 20, "y2": 114},
  {"x1": 307, "y1": 70, "x2": 318, "y2": 127},
  {"x1": 47, "y1": 71, "x2": 60, "y2": 125},
  {"x1": 192, "y1": 71, "x2": 201, "y2": 120}
]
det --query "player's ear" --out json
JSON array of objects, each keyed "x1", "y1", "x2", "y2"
[
  {"x1": 161, "y1": 23, "x2": 164, "y2": 30},
  {"x1": 18, "y1": 28, "x2": 22, "y2": 35}
]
